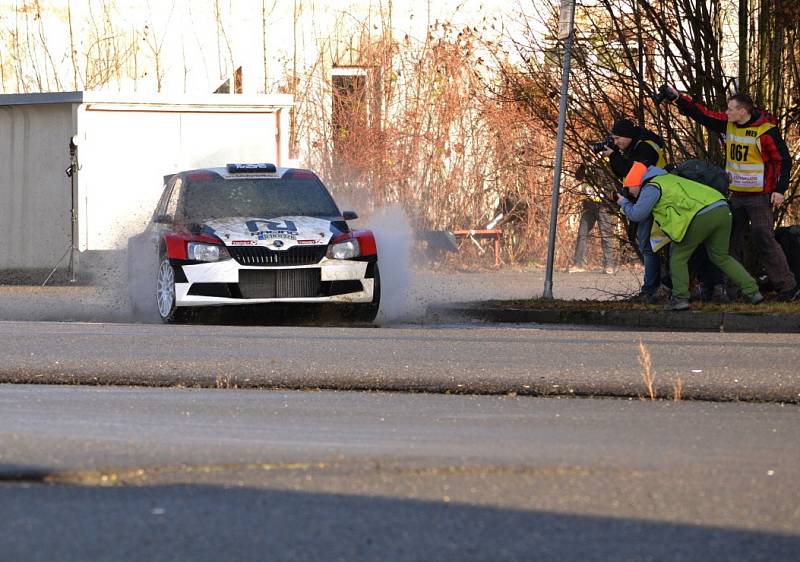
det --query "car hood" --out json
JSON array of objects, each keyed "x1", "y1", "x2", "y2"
[{"x1": 202, "y1": 216, "x2": 341, "y2": 249}]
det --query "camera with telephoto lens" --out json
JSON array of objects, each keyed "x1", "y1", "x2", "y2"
[
  {"x1": 589, "y1": 135, "x2": 615, "y2": 154},
  {"x1": 651, "y1": 84, "x2": 678, "y2": 105}
]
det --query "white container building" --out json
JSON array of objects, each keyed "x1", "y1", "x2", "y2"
[{"x1": 0, "y1": 91, "x2": 293, "y2": 277}]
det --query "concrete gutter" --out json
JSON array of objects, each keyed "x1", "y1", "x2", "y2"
[{"x1": 427, "y1": 303, "x2": 800, "y2": 333}]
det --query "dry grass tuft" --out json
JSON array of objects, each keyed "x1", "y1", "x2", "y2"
[
  {"x1": 215, "y1": 374, "x2": 234, "y2": 389},
  {"x1": 638, "y1": 340, "x2": 656, "y2": 400},
  {"x1": 673, "y1": 377, "x2": 683, "y2": 401}
]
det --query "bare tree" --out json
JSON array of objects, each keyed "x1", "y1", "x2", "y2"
[
  {"x1": 262, "y1": 0, "x2": 278, "y2": 93},
  {"x1": 496, "y1": 0, "x2": 799, "y2": 240},
  {"x1": 67, "y1": 0, "x2": 80, "y2": 90},
  {"x1": 214, "y1": 0, "x2": 236, "y2": 86},
  {"x1": 142, "y1": 0, "x2": 176, "y2": 92}
]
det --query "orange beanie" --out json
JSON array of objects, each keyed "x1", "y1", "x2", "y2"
[{"x1": 623, "y1": 161, "x2": 647, "y2": 188}]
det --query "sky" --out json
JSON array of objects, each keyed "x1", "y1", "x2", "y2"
[{"x1": 0, "y1": 0, "x2": 532, "y2": 94}]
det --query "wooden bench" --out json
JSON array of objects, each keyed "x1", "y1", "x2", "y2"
[{"x1": 452, "y1": 229, "x2": 503, "y2": 267}]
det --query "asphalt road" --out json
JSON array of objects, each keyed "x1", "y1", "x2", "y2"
[
  {"x1": 1, "y1": 267, "x2": 798, "y2": 561},
  {"x1": 1, "y1": 384, "x2": 798, "y2": 561},
  {"x1": 1, "y1": 320, "x2": 798, "y2": 402}
]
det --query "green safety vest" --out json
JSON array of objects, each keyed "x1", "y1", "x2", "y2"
[{"x1": 647, "y1": 174, "x2": 725, "y2": 243}]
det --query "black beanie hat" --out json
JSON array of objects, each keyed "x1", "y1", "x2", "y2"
[{"x1": 611, "y1": 118, "x2": 638, "y2": 138}]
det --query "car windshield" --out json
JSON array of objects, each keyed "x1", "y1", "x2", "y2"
[{"x1": 179, "y1": 176, "x2": 341, "y2": 221}]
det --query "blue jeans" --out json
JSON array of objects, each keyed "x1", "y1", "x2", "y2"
[{"x1": 637, "y1": 218, "x2": 661, "y2": 295}]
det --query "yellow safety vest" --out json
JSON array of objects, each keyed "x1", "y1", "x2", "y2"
[
  {"x1": 643, "y1": 139, "x2": 667, "y2": 169},
  {"x1": 725, "y1": 121, "x2": 775, "y2": 193}
]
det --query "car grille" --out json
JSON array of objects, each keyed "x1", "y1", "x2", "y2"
[
  {"x1": 238, "y1": 269, "x2": 321, "y2": 299},
  {"x1": 228, "y1": 245, "x2": 327, "y2": 267}
]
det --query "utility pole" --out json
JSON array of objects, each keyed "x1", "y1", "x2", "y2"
[{"x1": 543, "y1": 0, "x2": 575, "y2": 300}]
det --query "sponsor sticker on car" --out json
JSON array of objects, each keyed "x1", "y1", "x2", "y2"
[{"x1": 256, "y1": 232, "x2": 297, "y2": 241}]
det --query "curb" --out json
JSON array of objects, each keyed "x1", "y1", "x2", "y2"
[
  {"x1": 428, "y1": 304, "x2": 800, "y2": 333},
  {"x1": 2, "y1": 374, "x2": 798, "y2": 404}
]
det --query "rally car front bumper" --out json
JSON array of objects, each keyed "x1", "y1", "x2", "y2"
[{"x1": 171, "y1": 257, "x2": 376, "y2": 307}]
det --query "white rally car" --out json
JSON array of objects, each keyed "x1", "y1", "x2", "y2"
[{"x1": 127, "y1": 163, "x2": 380, "y2": 323}]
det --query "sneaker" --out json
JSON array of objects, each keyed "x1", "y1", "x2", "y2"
[
  {"x1": 775, "y1": 285, "x2": 800, "y2": 302},
  {"x1": 627, "y1": 290, "x2": 655, "y2": 304},
  {"x1": 646, "y1": 285, "x2": 671, "y2": 304},
  {"x1": 645, "y1": 292, "x2": 661, "y2": 305},
  {"x1": 626, "y1": 286, "x2": 668, "y2": 304},
  {"x1": 747, "y1": 291, "x2": 764, "y2": 305},
  {"x1": 625, "y1": 291, "x2": 649, "y2": 303},
  {"x1": 664, "y1": 297, "x2": 690, "y2": 311}
]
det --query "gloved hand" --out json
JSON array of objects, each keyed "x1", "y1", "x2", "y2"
[{"x1": 662, "y1": 85, "x2": 680, "y2": 102}]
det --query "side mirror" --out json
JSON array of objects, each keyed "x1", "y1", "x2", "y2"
[
  {"x1": 342, "y1": 211, "x2": 358, "y2": 221},
  {"x1": 154, "y1": 213, "x2": 173, "y2": 224}
]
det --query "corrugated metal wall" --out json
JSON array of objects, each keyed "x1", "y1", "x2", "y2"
[{"x1": 0, "y1": 103, "x2": 74, "y2": 269}]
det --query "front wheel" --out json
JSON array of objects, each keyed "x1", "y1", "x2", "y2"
[
  {"x1": 157, "y1": 258, "x2": 189, "y2": 323},
  {"x1": 343, "y1": 263, "x2": 381, "y2": 323}
]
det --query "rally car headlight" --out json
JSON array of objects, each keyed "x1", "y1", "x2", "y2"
[
  {"x1": 326, "y1": 238, "x2": 361, "y2": 260},
  {"x1": 187, "y1": 242, "x2": 231, "y2": 262}
]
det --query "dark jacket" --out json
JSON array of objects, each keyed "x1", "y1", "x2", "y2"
[{"x1": 608, "y1": 127, "x2": 666, "y2": 179}]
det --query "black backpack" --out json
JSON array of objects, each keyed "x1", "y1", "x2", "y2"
[
  {"x1": 673, "y1": 159, "x2": 730, "y2": 196},
  {"x1": 775, "y1": 226, "x2": 800, "y2": 283}
]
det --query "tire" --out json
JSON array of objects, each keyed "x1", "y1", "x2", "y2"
[
  {"x1": 156, "y1": 258, "x2": 189, "y2": 324},
  {"x1": 344, "y1": 263, "x2": 381, "y2": 323}
]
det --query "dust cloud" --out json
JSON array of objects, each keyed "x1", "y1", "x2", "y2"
[
  {"x1": 0, "y1": 214, "x2": 150, "y2": 323},
  {"x1": 363, "y1": 205, "x2": 419, "y2": 323}
]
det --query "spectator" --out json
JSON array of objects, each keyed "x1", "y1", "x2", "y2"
[
  {"x1": 599, "y1": 118, "x2": 667, "y2": 301},
  {"x1": 665, "y1": 87, "x2": 798, "y2": 301},
  {"x1": 616, "y1": 162, "x2": 763, "y2": 311},
  {"x1": 570, "y1": 164, "x2": 616, "y2": 274}
]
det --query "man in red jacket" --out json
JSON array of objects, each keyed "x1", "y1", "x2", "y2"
[{"x1": 665, "y1": 87, "x2": 798, "y2": 300}]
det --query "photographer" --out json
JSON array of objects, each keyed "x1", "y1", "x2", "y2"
[
  {"x1": 662, "y1": 86, "x2": 798, "y2": 301},
  {"x1": 597, "y1": 118, "x2": 667, "y2": 302},
  {"x1": 616, "y1": 162, "x2": 763, "y2": 311},
  {"x1": 601, "y1": 118, "x2": 667, "y2": 179}
]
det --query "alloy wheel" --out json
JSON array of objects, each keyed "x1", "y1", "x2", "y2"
[{"x1": 156, "y1": 259, "x2": 176, "y2": 320}]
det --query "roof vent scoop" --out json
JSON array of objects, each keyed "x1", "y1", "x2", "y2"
[{"x1": 226, "y1": 163, "x2": 277, "y2": 173}]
